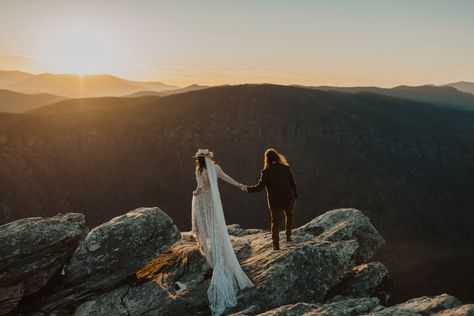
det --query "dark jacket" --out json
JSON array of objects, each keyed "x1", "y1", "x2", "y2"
[{"x1": 247, "y1": 162, "x2": 297, "y2": 209}]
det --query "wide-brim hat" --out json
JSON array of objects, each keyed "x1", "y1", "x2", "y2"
[{"x1": 192, "y1": 148, "x2": 214, "y2": 158}]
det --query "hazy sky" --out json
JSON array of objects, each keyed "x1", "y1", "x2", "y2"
[{"x1": 1, "y1": 0, "x2": 473, "y2": 87}]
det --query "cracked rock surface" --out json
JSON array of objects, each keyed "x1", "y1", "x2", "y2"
[
  {"x1": 0, "y1": 213, "x2": 88, "y2": 315},
  {"x1": 2, "y1": 208, "x2": 472, "y2": 316}
]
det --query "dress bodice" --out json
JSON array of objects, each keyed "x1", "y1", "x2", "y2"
[{"x1": 196, "y1": 169, "x2": 211, "y2": 191}]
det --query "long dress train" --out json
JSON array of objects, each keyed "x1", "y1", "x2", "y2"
[{"x1": 191, "y1": 158, "x2": 254, "y2": 316}]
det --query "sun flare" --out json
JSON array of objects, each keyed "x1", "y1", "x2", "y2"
[
  {"x1": 1, "y1": 1, "x2": 473, "y2": 86},
  {"x1": 34, "y1": 17, "x2": 134, "y2": 76}
]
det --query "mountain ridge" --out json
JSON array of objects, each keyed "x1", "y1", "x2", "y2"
[
  {"x1": 313, "y1": 84, "x2": 474, "y2": 110},
  {"x1": 447, "y1": 81, "x2": 474, "y2": 95},
  {"x1": 0, "y1": 70, "x2": 177, "y2": 98},
  {"x1": 2, "y1": 68, "x2": 474, "y2": 102},
  {"x1": 0, "y1": 89, "x2": 67, "y2": 113},
  {"x1": 124, "y1": 84, "x2": 210, "y2": 98},
  {"x1": 1, "y1": 84, "x2": 473, "y2": 302},
  {"x1": 0, "y1": 70, "x2": 34, "y2": 86}
]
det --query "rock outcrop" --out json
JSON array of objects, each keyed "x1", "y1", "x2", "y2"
[
  {"x1": 326, "y1": 262, "x2": 392, "y2": 304},
  {"x1": 72, "y1": 208, "x2": 386, "y2": 315},
  {"x1": 0, "y1": 208, "x2": 180, "y2": 315},
  {"x1": 372, "y1": 293, "x2": 464, "y2": 315},
  {"x1": 254, "y1": 294, "x2": 473, "y2": 316},
  {"x1": 17, "y1": 207, "x2": 180, "y2": 314},
  {"x1": 0, "y1": 213, "x2": 88, "y2": 315},
  {"x1": 253, "y1": 297, "x2": 380, "y2": 316},
  {"x1": 293, "y1": 208, "x2": 384, "y2": 264},
  {"x1": 1, "y1": 207, "x2": 472, "y2": 316}
]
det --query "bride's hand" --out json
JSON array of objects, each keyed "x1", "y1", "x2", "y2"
[{"x1": 239, "y1": 184, "x2": 247, "y2": 192}]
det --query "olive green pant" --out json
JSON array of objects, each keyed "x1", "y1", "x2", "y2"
[{"x1": 270, "y1": 202, "x2": 295, "y2": 248}]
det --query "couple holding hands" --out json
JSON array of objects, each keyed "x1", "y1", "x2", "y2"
[{"x1": 191, "y1": 147, "x2": 297, "y2": 316}]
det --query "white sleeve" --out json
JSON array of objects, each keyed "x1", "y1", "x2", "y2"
[{"x1": 215, "y1": 164, "x2": 242, "y2": 188}]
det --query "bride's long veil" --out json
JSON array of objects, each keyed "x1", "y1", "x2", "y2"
[{"x1": 203, "y1": 156, "x2": 253, "y2": 316}]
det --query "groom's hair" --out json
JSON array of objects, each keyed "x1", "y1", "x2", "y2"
[{"x1": 264, "y1": 148, "x2": 288, "y2": 169}]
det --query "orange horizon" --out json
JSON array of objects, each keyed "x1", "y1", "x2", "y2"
[
  {"x1": 1, "y1": 1, "x2": 473, "y2": 88},
  {"x1": 1, "y1": 66, "x2": 470, "y2": 90}
]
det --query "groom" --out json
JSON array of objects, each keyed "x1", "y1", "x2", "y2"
[{"x1": 243, "y1": 148, "x2": 297, "y2": 250}]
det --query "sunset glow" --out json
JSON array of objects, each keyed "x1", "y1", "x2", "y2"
[
  {"x1": 1, "y1": 0, "x2": 474, "y2": 87},
  {"x1": 37, "y1": 20, "x2": 127, "y2": 75}
]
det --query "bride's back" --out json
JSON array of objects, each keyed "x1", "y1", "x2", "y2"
[{"x1": 197, "y1": 168, "x2": 211, "y2": 190}]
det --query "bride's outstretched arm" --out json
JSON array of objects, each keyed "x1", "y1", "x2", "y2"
[{"x1": 215, "y1": 164, "x2": 243, "y2": 188}]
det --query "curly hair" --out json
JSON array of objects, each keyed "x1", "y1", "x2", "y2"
[{"x1": 263, "y1": 148, "x2": 288, "y2": 169}]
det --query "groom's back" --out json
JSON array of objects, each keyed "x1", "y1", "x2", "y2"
[{"x1": 264, "y1": 163, "x2": 296, "y2": 209}]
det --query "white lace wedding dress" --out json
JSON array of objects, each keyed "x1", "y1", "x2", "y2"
[{"x1": 191, "y1": 157, "x2": 254, "y2": 316}]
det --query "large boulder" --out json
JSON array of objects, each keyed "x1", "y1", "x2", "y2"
[
  {"x1": 294, "y1": 208, "x2": 385, "y2": 264},
  {"x1": 22, "y1": 207, "x2": 180, "y2": 314},
  {"x1": 433, "y1": 304, "x2": 474, "y2": 316},
  {"x1": 0, "y1": 213, "x2": 87, "y2": 315},
  {"x1": 372, "y1": 293, "x2": 463, "y2": 315},
  {"x1": 74, "y1": 241, "x2": 211, "y2": 316},
  {"x1": 253, "y1": 294, "x2": 470, "y2": 316},
  {"x1": 236, "y1": 238, "x2": 358, "y2": 311},
  {"x1": 255, "y1": 297, "x2": 381, "y2": 316},
  {"x1": 74, "y1": 208, "x2": 385, "y2": 315},
  {"x1": 326, "y1": 262, "x2": 392, "y2": 304}
]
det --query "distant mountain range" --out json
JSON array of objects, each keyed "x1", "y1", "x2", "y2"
[
  {"x1": 0, "y1": 70, "x2": 34, "y2": 86},
  {"x1": 3, "y1": 83, "x2": 474, "y2": 115},
  {"x1": 124, "y1": 84, "x2": 209, "y2": 97},
  {"x1": 447, "y1": 81, "x2": 474, "y2": 95},
  {"x1": 312, "y1": 84, "x2": 474, "y2": 111},
  {"x1": 2, "y1": 69, "x2": 474, "y2": 99},
  {"x1": 0, "y1": 85, "x2": 207, "y2": 113},
  {"x1": 0, "y1": 70, "x2": 177, "y2": 98},
  {"x1": 0, "y1": 89, "x2": 67, "y2": 113},
  {"x1": 2, "y1": 69, "x2": 474, "y2": 113}
]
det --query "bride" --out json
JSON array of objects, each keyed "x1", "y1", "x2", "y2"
[{"x1": 191, "y1": 149, "x2": 254, "y2": 316}]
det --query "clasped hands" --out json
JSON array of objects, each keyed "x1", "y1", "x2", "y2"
[{"x1": 193, "y1": 185, "x2": 246, "y2": 195}]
